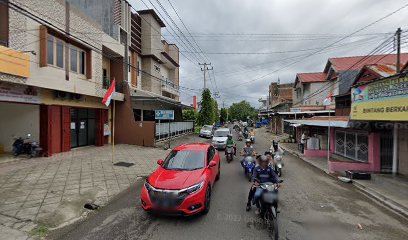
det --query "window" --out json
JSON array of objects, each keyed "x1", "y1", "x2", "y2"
[
  {"x1": 207, "y1": 147, "x2": 215, "y2": 165},
  {"x1": 70, "y1": 46, "x2": 86, "y2": 75},
  {"x1": 70, "y1": 48, "x2": 77, "y2": 72},
  {"x1": 335, "y1": 131, "x2": 368, "y2": 162},
  {"x1": 163, "y1": 150, "x2": 206, "y2": 170},
  {"x1": 47, "y1": 36, "x2": 54, "y2": 65},
  {"x1": 79, "y1": 51, "x2": 85, "y2": 74},
  {"x1": 56, "y1": 40, "x2": 64, "y2": 68}
]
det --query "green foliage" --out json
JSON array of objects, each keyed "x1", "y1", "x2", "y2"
[
  {"x1": 183, "y1": 109, "x2": 197, "y2": 121},
  {"x1": 197, "y1": 89, "x2": 219, "y2": 125},
  {"x1": 29, "y1": 226, "x2": 49, "y2": 239},
  {"x1": 229, "y1": 100, "x2": 257, "y2": 121},
  {"x1": 197, "y1": 89, "x2": 214, "y2": 125},
  {"x1": 220, "y1": 108, "x2": 228, "y2": 124}
]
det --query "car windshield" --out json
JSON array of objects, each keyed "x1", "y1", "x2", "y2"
[
  {"x1": 214, "y1": 130, "x2": 229, "y2": 137},
  {"x1": 163, "y1": 150, "x2": 205, "y2": 171},
  {"x1": 202, "y1": 126, "x2": 212, "y2": 131}
]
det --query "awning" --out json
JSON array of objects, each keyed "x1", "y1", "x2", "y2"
[
  {"x1": 130, "y1": 89, "x2": 193, "y2": 110},
  {"x1": 290, "y1": 123, "x2": 303, "y2": 127},
  {"x1": 278, "y1": 110, "x2": 334, "y2": 115},
  {"x1": 285, "y1": 119, "x2": 349, "y2": 128}
]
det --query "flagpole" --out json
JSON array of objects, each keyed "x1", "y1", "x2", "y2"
[{"x1": 112, "y1": 99, "x2": 116, "y2": 164}]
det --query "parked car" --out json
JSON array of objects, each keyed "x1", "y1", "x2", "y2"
[
  {"x1": 212, "y1": 128, "x2": 231, "y2": 149},
  {"x1": 199, "y1": 125, "x2": 214, "y2": 138},
  {"x1": 140, "y1": 143, "x2": 220, "y2": 215}
]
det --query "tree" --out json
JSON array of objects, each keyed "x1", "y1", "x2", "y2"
[
  {"x1": 229, "y1": 100, "x2": 257, "y2": 121},
  {"x1": 197, "y1": 89, "x2": 214, "y2": 125},
  {"x1": 212, "y1": 98, "x2": 219, "y2": 122},
  {"x1": 183, "y1": 109, "x2": 197, "y2": 121},
  {"x1": 220, "y1": 108, "x2": 228, "y2": 124}
]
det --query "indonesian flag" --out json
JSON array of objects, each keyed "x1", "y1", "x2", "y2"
[
  {"x1": 323, "y1": 91, "x2": 333, "y2": 106},
  {"x1": 102, "y1": 78, "x2": 116, "y2": 107}
]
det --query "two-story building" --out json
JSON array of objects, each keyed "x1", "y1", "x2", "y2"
[{"x1": 0, "y1": 0, "x2": 126, "y2": 156}]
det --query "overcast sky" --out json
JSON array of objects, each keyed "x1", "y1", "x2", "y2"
[{"x1": 130, "y1": 0, "x2": 408, "y2": 108}]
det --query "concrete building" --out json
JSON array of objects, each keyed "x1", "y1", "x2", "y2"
[{"x1": 0, "y1": 0, "x2": 125, "y2": 156}]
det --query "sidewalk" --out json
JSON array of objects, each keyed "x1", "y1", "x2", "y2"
[
  {"x1": 278, "y1": 137, "x2": 408, "y2": 220},
  {"x1": 0, "y1": 133, "x2": 203, "y2": 238}
]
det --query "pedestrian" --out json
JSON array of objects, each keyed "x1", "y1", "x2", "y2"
[{"x1": 300, "y1": 131, "x2": 309, "y2": 154}]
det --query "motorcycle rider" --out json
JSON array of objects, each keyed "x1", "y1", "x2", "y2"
[
  {"x1": 251, "y1": 155, "x2": 279, "y2": 215},
  {"x1": 225, "y1": 134, "x2": 236, "y2": 156},
  {"x1": 249, "y1": 128, "x2": 255, "y2": 142},
  {"x1": 240, "y1": 139, "x2": 256, "y2": 167}
]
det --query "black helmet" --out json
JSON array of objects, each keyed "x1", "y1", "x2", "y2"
[
  {"x1": 264, "y1": 151, "x2": 272, "y2": 156},
  {"x1": 245, "y1": 139, "x2": 251, "y2": 144},
  {"x1": 259, "y1": 155, "x2": 268, "y2": 162}
]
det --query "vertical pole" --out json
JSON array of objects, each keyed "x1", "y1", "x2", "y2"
[
  {"x1": 392, "y1": 123, "x2": 398, "y2": 174},
  {"x1": 327, "y1": 110, "x2": 331, "y2": 162},
  {"x1": 396, "y1": 28, "x2": 401, "y2": 73},
  {"x1": 158, "y1": 119, "x2": 161, "y2": 141},
  {"x1": 112, "y1": 99, "x2": 115, "y2": 163},
  {"x1": 168, "y1": 120, "x2": 171, "y2": 149},
  {"x1": 203, "y1": 67, "x2": 206, "y2": 89}
]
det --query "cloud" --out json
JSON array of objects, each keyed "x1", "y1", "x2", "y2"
[{"x1": 130, "y1": 0, "x2": 408, "y2": 107}]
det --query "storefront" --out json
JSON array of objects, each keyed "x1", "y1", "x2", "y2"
[{"x1": 351, "y1": 74, "x2": 408, "y2": 175}]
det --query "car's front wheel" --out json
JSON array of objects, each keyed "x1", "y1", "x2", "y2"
[{"x1": 203, "y1": 186, "x2": 211, "y2": 214}]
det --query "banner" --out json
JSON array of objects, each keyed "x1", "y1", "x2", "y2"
[
  {"x1": 351, "y1": 76, "x2": 408, "y2": 121},
  {"x1": 0, "y1": 82, "x2": 41, "y2": 104},
  {"x1": 0, "y1": 45, "x2": 30, "y2": 78}
]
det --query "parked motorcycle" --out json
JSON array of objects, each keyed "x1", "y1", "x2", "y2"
[
  {"x1": 12, "y1": 134, "x2": 42, "y2": 158},
  {"x1": 259, "y1": 180, "x2": 283, "y2": 240},
  {"x1": 225, "y1": 145, "x2": 234, "y2": 163},
  {"x1": 242, "y1": 156, "x2": 256, "y2": 181},
  {"x1": 274, "y1": 153, "x2": 283, "y2": 177}
]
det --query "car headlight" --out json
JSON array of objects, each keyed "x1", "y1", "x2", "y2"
[
  {"x1": 144, "y1": 180, "x2": 154, "y2": 192},
  {"x1": 179, "y1": 180, "x2": 205, "y2": 196}
]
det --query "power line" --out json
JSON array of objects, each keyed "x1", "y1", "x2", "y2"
[{"x1": 217, "y1": 2, "x2": 408, "y2": 90}]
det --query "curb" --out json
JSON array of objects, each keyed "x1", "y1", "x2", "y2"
[{"x1": 281, "y1": 145, "x2": 408, "y2": 220}]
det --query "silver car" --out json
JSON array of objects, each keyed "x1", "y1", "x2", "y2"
[
  {"x1": 212, "y1": 128, "x2": 231, "y2": 149},
  {"x1": 199, "y1": 125, "x2": 214, "y2": 138}
]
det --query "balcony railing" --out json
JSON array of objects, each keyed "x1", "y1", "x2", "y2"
[
  {"x1": 161, "y1": 80, "x2": 179, "y2": 96},
  {"x1": 103, "y1": 77, "x2": 124, "y2": 93}
]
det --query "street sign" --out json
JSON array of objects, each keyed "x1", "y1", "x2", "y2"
[{"x1": 155, "y1": 110, "x2": 174, "y2": 120}]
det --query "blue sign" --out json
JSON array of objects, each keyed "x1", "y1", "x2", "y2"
[{"x1": 155, "y1": 110, "x2": 174, "y2": 120}]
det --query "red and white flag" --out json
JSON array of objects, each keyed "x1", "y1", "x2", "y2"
[
  {"x1": 102, "y1": 78, "x2": 116, "y2": 107},
  {"x1": 323, "y1": 91, "x2": 333, "y2": 106}
]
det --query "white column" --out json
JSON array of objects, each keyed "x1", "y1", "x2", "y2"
[{"x1": 392, "y1": 123, "x2": 398, "y2": 174}]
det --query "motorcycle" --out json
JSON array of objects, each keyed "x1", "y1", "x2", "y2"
[
  {"x1": 242, "y1": 156, "x2": 256, "y2": 181},
  {"x1": 225, "y1": 145, "x2": 234, "y2": 163},
  {"x1": 243, "y1": 131, "x2": 249, "y2": 139},
  {"x1": 259, "y1": 181, "x2": 283, "y2": 240},
  {"x1": 12, "y1": 134, "x2": 42, "y2": 158},
  {"x1": 237, "y1": 131, "x2": 243, "y2": 141},
  {"x1": 274, "y1": 153, "x2": 283, "y2": 177}
]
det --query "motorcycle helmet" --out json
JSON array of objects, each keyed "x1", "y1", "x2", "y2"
[
  {"x1": 259, "y1": 155, "x2": 268, "y2": 162},
  {"x1": 227, "y1": 134, "x2": 233, "y2": 139},
  {"x1": 264, "y1": 151, "x2": 272, "y2": 156}
]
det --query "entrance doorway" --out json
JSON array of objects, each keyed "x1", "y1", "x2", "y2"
[
  {"x1": 70, "y1": 108, "x2": 96, "y2": 148},
  {"x1": 380, "y1": 131, "x2": 393, "y2": 173}
]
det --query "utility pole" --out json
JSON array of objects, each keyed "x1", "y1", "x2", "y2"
[
  {"x1": 199, "y1": 63, "x2": 213, "y2": 89},
  {"x1": 396, "y1": 27, "x2": 402, "y2": 73},
  {"x1": 393, "y1": 27, "x2": 402, "y2": 175}
]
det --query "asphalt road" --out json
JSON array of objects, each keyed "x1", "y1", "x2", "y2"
[{"x1": 49, "y1": 128, "x2": 408, "y2": 240}]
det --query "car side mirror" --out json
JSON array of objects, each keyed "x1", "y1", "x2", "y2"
[
  {"x1": 157, "y1": 159, "x2": 164, "y2": 166},
  {"x1": 208, "y1": 160, "x2": 217, "y2": 168}
]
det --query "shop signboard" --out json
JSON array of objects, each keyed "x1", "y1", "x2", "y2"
[
  {"x1": 0, "y1": 82, "x2": 41, "y2": 104},
  {"x1": 0, "y1": 45, "x2": 30, "y2": 78},
  {"x1": 351, "y1": 75, "x2": 408, "y2": 121},
  {"x1": 155, "y1": 110, "x2": 174, "y2": 120}
]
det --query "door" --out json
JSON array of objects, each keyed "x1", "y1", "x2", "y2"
[
  {"x1": 71, "y1": 108, "x2": 96, "y2": 148},
  {"x1": 380, "y1": 131, "x2": 393, "y2": 172}
]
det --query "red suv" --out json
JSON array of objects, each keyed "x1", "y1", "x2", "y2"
[{"x1": 140, "y1": 143, "x2": 220, "y2": 215}]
